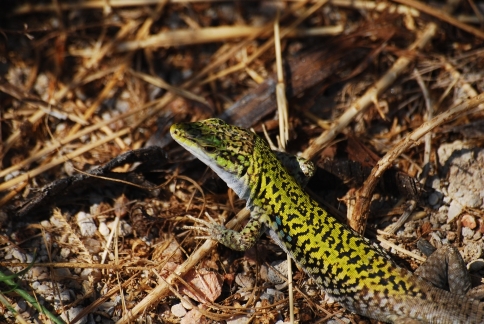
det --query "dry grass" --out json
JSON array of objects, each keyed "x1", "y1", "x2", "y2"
[{"x1": 2, "y1": 1, "x2": 484, "y2": 323}]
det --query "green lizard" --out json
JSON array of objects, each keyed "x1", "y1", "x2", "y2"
[{"x1": 170, "y1": 118, "x2": 484, "y2": 323}]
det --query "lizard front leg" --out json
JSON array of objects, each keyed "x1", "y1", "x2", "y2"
[{"x1": 185, "y1": 212, "x2": 265, "y2": 251}]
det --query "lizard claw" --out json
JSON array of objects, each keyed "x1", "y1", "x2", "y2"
[{"x1": 183, "y1": 213, "x2": 226, "y2": 241}]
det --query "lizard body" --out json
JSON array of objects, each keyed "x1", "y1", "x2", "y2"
[{"x1": 170, "y1": 118, "x2": 484, "y2": 323}]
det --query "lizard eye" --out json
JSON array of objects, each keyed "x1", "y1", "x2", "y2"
[{"x1": 204, "y1": 146, "x2": 217, "y2": 153}]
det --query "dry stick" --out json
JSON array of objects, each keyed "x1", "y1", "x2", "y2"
[
  {"x1": 116, "y1": 209, "x2": 249, "y2": 324},
  {"x1": 0, "y1": 182, "x2": 27, "y2": 208},
  {"x1": 274, "y1": 12, "x2": 289, "y2": 150},
  {"x1": 303, "y1": 22, "x2": 437, "y2": 161},
  {"x1": 128, "y1": 70, "x2": 208, "y2": 106},
  {"x1": 391, "y1": 0, "x2": 484, "y2": 39},
  {"x1": 14, "y1": 0, "x2": 236, "y2": 14},
  {"x1": 0, "y1": 128, "x2": 130, "y2": 192},
  {"x1": 115, "y1": 25, "x2": 340, "y2": 52},
  {"x1": 331, "y1": 0, "x2": 419, "y2": 15},
  {"x1": 351, "y1": 93, "x2": 484, "y2": 234},
  {"x1": 116, "y1": 26, "x2": 266, "y2": 51},
  {"x1": 414, "y1": 68, "x2": 434, "y2": 185},
  {"x1": 377, "y1": 233, "x2": 426, "y2": 262}
]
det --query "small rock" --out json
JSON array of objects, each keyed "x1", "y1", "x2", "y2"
[
  {"x1": 428, "y1": 192, "x2": 442, "y2": 206},
  {"x1": 31, "y1": 267, "x2": 48, "y2": 280},
  {"x1": 36, "y1": 284, "x2": 53, "y2": 295},
  {"x1": 259, "y1": 292, "x2": 275, "y2": 304},
  {"x1": 235, "y1": 273, "x2": 255, "y2": 289},
  {"x1": 98, "y1": 301, "x2": 116, "y2": 316},
  {"x1": 226, "y1": 314, "x2": 251, "y2": 324},
  {"x1": 108, "y1": 220, "x2": 132, "y2": 237},
  {"x1": 468, "y1": 259, "x2": 484, "y2": 272},
  {"x1": 180, "y1": 269, "x2": 223, "y2": 302},
  {"x1": 60, "y1": 248, "x2": 71, "y2": 259},
  {"x1": 15, "y1": 300, "x2": 27, "y2": 312},
  {"x1": 264, "y1": 287, "x2": 284, "y2": 302},
  {"x1": 441, "y1": 224, "x2": 451, "y2": 232},
  {"x1": 446, "y1": 231, "x2": 457, "y2": 242},
  {"x1": 478, "y1": 219, "x2": 484, "y2": 234},
  {"x1": 99, "y1": 222, "x2": 110, "y2": 236},
  {"x1": 328, "y1": 316, "x2": 352, "y2": 324},
  {"x1": 83, "y1": 238, "x2": 101, "y2": 254},
  {"x1": 447, "y1": 200, "x2": 463, "y2": 223},
  {"x1": 473, "y1": 231, "x2": 482, "y2": 240},
  {"x1": 80, "y1": 268, "x2": 102, "y2": 282},
  {"x1": 461, "y1": 214, "x2": 477, "y2": 229},
  {"x1": 76, "y1": 212, "x2": 97, "y2": 237},
  {"x1": 180, "y1": 309, "x2": 206, "y2": 324},
  {"x1": 54, "y1": 268, "x2": 71, "y2": 278},
  {"x1": 461, "y1": 227, "x2": 475, "y2": 240},
  {"x1": 267, "y1": 260, "x2": 288, "y2": 285},
  {"x1": 171, "y1": 303, "x2": 187, "y2": 317},
  {"x1": 62, "y1": 307, "x2": 87, "y2": 324},
  {"x1": 11, "y1": 249, "x2": 33, "y2": 263},
  {"x1": 57, "y1": 290, "x2": 72, "y2": 302},
  {"x1": 429, "y1": 176, "x2": 441, "y2": 190},
  {"x1": 437, "y1": 140, "x2": 467, "y2": 165},
  {"x1": 463, "y1": 242, "x2": 483, "y2": 262},
  {"x1": 462, "y1": 194, "x2": 482, "y2": 208},
  {"x1": 40, "y1": 220, "x2": 51, "y2": 228}
]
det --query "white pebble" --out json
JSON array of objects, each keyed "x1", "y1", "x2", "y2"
[
  {"x1": 98, "y1": 222, "x2": 110, "y2": 236},
  {"x1": 62, "y1": 307, "x2": 87, "y2": 324},
  {"x1": 171, "y1": 303, "x2": 187, "y2": 317},
  {"x1": 76, "y1": 212, "x2": 97, "y2": 237},
  {"x1": 447, "y1": 200, "x2": 463, "y2": 223}
]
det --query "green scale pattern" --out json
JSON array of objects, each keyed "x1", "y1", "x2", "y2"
[{"x1": 171, "y1": 118, "x2": 484, "y2": 323}]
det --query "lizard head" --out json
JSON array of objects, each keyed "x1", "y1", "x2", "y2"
[{"x1": 170, "y1": 118, "x2": 255, "y2": 199}]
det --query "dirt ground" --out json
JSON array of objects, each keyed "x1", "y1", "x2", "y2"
[{"x1": 2, "y1": 1, "x2": 484, "y2": 323}]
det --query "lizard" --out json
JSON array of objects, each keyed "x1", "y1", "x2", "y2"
[{"x1": 170, "y1": 118, "x2": 484, "y2": 323}]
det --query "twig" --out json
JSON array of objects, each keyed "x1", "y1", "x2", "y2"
[
  {"x1": 391, "y1": 0, "x2": 484, "y2": 39},
  {"x1": 13, "y1": 0, "x2": 245, "y2": 14},
  {"x1": 0, "y1": 128, "x2": 131, "y2": 192},
  {"x1": 413, "y1": 68, "x2": 434, "y2": 184},
  {"x1": 274, "y1": 11, "x2": 289, "y2": 150}
]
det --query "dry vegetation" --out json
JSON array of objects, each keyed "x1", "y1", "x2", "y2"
[{"x1": 2, "y1": 0, "x2": 484, "y2": 323}]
